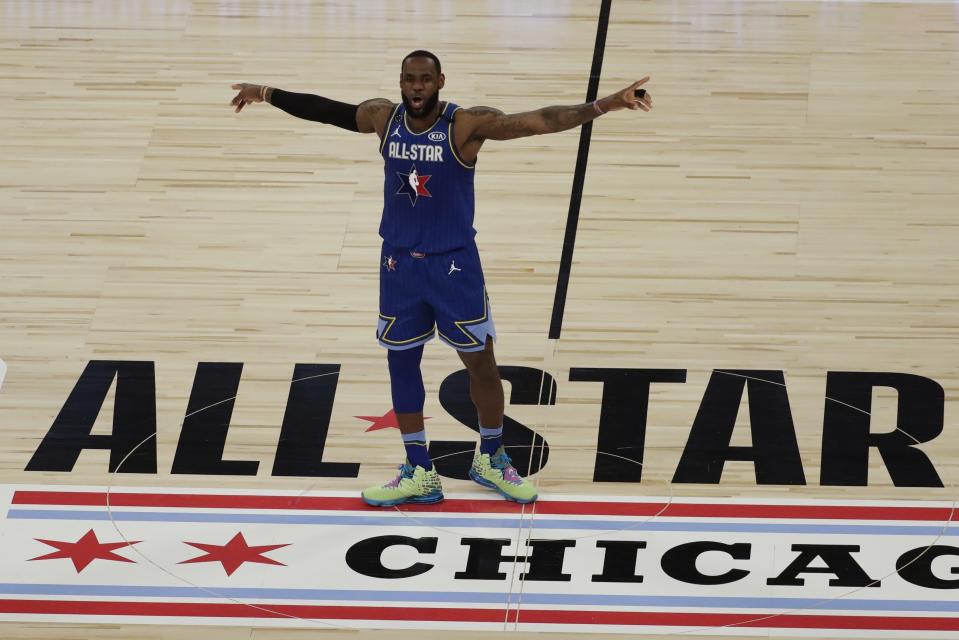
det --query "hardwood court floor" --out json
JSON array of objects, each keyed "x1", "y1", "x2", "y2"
[{"x1": 1, "y1": 0, "x2": 958, "y2": 638}]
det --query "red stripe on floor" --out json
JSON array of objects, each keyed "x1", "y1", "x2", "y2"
[{"x1": 10, "y1": 490, "x2": 955, "y2": 522}]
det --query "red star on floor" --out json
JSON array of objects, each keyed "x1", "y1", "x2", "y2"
[
  {"x1": 30, "y1": 529, "x2": 140, "y2": 573},
  {"x1": 355, "y1": 408, "x2": 431, "y2": 432},
  {"x1": 179, "y1": 532, "x2": 288, "y2": 576}
]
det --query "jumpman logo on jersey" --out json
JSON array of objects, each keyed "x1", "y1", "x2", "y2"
[
  {"x1": 390, "y1": 124, "x2": 401, "y2": 138},
  {"x1": 448, "y1": 260, "x2": 461, "y2": 276},
  {"x1": 395, "y1": 163, "x2": 432, "y2": 206}
]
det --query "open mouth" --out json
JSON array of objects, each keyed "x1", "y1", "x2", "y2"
[{"x1": 411, "y1": 96, "x2": 424, "y2": 109}]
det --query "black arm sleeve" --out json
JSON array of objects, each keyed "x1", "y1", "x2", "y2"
[{"x1": 269, "y1": 89, "x2": 359, "y2": 132}]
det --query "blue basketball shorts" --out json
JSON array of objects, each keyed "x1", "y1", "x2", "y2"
[{"x1": 377, "y1": 241, "x2": 496, "y2": 352}]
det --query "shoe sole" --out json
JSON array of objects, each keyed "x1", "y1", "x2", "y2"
[
  {"x1": 469, "y1": 469, "x2": 537, "y2": 504},
  {"x1": 362, "y1": 492, "x2": 445, "y2": 507}
]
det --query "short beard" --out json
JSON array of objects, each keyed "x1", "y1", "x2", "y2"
[{"x1": 403, "y1": 91, "x2": 440, "y2": 119}]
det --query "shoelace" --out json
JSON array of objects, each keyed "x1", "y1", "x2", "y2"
[
  {"x1": 385, "y1": 463, "x2": 415, "y2": 488},
  {"x1": 489, "y1": 452, "x2": 524, "y2": 485},
  {"x1": 490, "y1": 451, "x2": 513, "y2": 469}
]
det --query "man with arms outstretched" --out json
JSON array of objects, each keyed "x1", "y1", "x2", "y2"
[{"x1": 230, "y1": 50, "x2": 652, "y2": 506}]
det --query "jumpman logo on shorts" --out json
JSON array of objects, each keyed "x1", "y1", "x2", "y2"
[{"x1": 448, "y1": 260, "x2": 461, "y2": 276}]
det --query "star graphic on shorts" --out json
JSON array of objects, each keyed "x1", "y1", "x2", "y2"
[
  {"x1": 356, "y1": 408, "x2": 431, "y2": 432},
  {"x1": 30, "y1": 529, "x2": 140, "y2": 573},
  {"x1": 383, "y1": 255, "x2": 397, "y2": 271},
  {"x1": 178, "y1": 532, "x2": 289, "y2": 576},
  {"x1": 395, "y1": 163, "x2": 432, "y2": 206}
]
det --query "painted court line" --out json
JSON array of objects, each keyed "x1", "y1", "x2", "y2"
[
  {"x1": 1, "y1": 600, "x2": 958, "y2": 631},
  {"x1": 0, "y1": 583, "x2": 958, "y2": 613},
  {"x1": 7, "y1": 508, "x2": 958, "y2": 536},
  {"x1": 11, "y1": 490, "x2": 956, "y2": 521}
]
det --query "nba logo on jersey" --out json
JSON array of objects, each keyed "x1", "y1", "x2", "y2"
[{"x1": 395, "y1": 164, "x2": 432, "y2": 205}]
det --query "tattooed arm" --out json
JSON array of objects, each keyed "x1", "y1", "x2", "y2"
[
  {"x1": 355, "y1": 98, "x2": 396, "y2": 138},
  {"x1": 460, "y1": 78, "x2": 652, "y2": 143}
]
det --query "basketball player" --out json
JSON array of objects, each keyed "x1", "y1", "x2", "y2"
[{"x1": 230, "y1": 50, "x2": 652, "y2": 506}]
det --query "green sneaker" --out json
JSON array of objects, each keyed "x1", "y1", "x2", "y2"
[
  {"x1": 362, "y1": 462, "x2": 444, "y2": 507},
  {"x1": 469, "y1": 447, "x2": 538, "y2": 504}
]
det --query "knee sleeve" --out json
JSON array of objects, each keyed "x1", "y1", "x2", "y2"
[{"x1": 387, "y1": 345, "x2": 426, "y2": 413}]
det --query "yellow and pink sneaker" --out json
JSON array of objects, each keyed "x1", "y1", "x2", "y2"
[
  {"x1": 362, "y1": 462, "x2": 444, "y2": 507},
  {"x1": 469, "y1": 447, "x2": 538, "y2": 504}
]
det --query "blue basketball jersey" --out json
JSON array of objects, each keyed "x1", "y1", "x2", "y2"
[{"x1": 379, "y1": 101, "x2": 476, "y2": 253}]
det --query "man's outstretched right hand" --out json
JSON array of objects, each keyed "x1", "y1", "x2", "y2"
[{"x1": 230, "y1": 83, "x2": 267, "y2": 113}]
